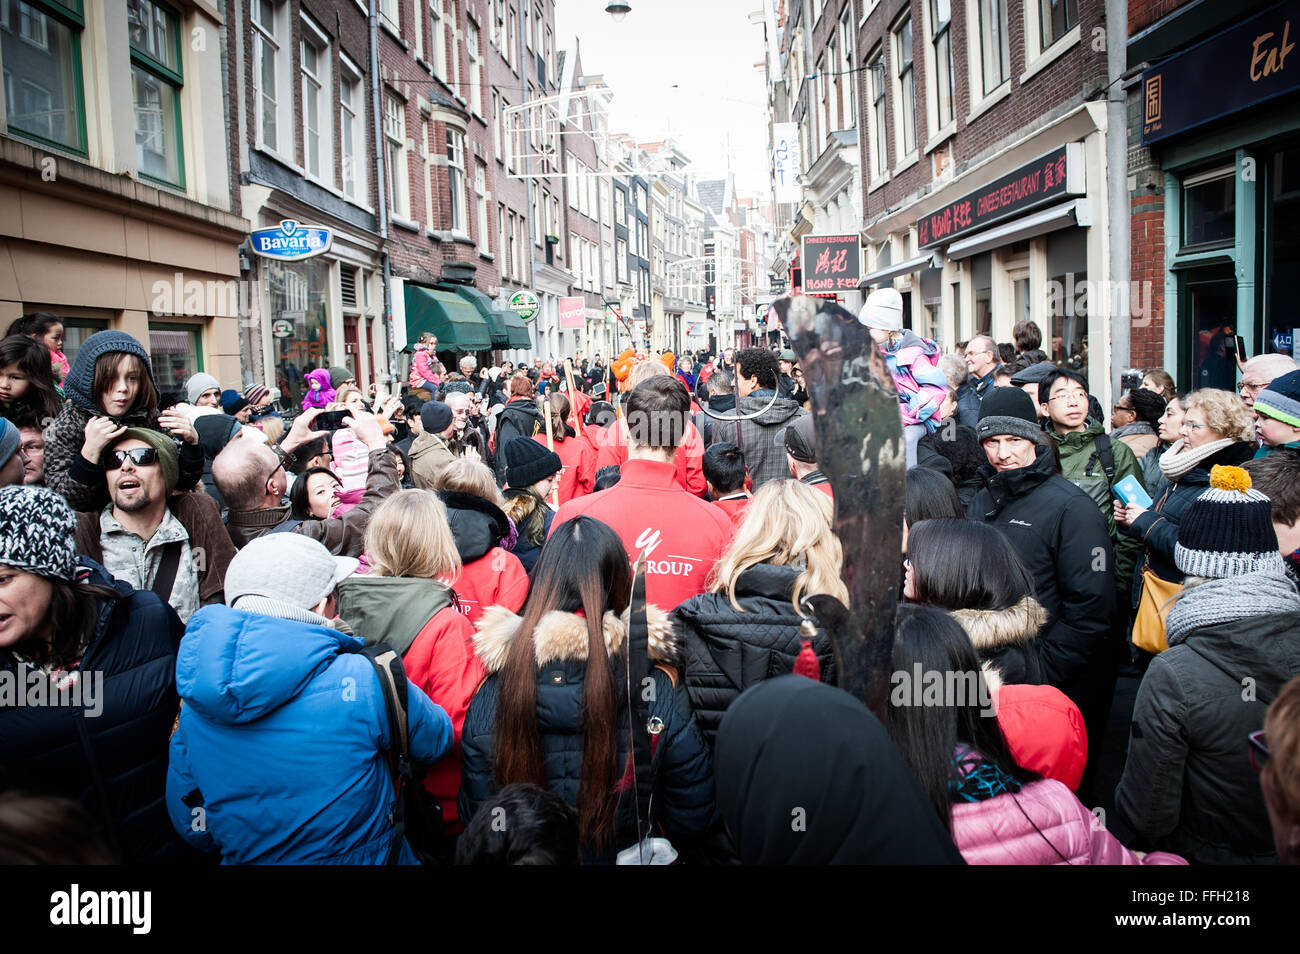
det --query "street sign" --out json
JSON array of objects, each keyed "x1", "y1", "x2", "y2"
[
  {"x1": 271, "y1": 319, "x2": 295, "y2": 338},
  {"x1": 250, "y1": 220, "x2": 332, "y2": 261},
  {"x1": 604, "y1": 302, "x2": 622, "y2": 323},
  {"x1": 559, "y1": 296, "x2": 584, "y2": 329},
  {"x1": 510, "y1": 290, "x2": 539, "y2": 321},
  {"x1": 800, "y1": 234, "x2": 862, "y2": 294}
]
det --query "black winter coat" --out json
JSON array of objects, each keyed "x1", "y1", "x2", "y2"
[
  {"x1": 492, "y1": 399, "x2": 543, "y2": 483},
  {"x1": 966, "y1": 445, "x2": 1118, "y2": 736},
  {"x1": 459, "y1": 606, "x2": 716, "y2": 862},
  {"x1": 1122, "y1": 442, "x2": 1256, "y2": 598},
  {"x1": 948, "y1": 596, "x2": 1048, "y2": 686},
  {"x1": 0, "y1": 560, "x2": 199, "y2": 863},
  {"x1": 670, "y1": 564, "x2": 839, "y2": 746},
  {"x1": 440, "y1": 490, "x2": 510, "y2": 563}
]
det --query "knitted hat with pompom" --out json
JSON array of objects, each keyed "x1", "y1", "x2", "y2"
[{"x1": 1174, "y1": 465, "x2": 1284, "y2": 578}]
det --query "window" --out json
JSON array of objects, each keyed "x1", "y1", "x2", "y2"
[
  {"x1": 567, "y1": 154, "x2": 580, "y2": 209},
  {"x1": 128, "y1": 0, "x2": 183, "y2": 186},
  {"x1": 447, "y1": 127, "x2": 466, "y2": 232},
  {"x1": 447, "y1": 0, "x2": 460, "y2": 95},
  {"x1": 379, "y1": 0, "x2": 399, "y2": 34},
  {"x1": 978, "y1": 0, "x2": 1010, "y2": 96},
  {"x1": 252, "y1": 0, "x2": 286, "y2": 153},
  {"x1": 300, "y1": 18, "x2": 331, "y2": 183},
  {"x1": 616, "y1": 238, "x2": 628, "y2": 283},
  {"x1": 894, "y1": 17, "x2": 916, "y2": 158},
  {"x1": 840, "y1": 10, "x2": 856, "y2": 127},
  {"x1": 1182, "y1": 167, "x2": 1236, "y2": 247},
  {"x1": 930, "y1": 0, "x2": 954, "y2": 129},
  {"x1": 422, "y1": 119, "x2": 433, "y2": 229},
  {"x1": 3, "y1": 0, "x2": 86, "y2": 153},
  {"x1": 532, "y1": 184, "x2": 542, "y2": 246},
  {"x1": 475, "y1": 160, "x2": 489, "y2": 253},
  {"x1": 340, "y1": 61, "x2": 366, "y2": 201},
  {"x1": 498, "y1": 203, "x2": 508, "y2": 277},
  {"x1": 413, "y1": 0, "x2": 423, "y2": 60},
  {"x1": 148, "y1": 321, "x2": 202, "y2": 390},
  {"x1": 502, "y1": 95, "x2": 513, "y2": 171},
  {"x1": 491, "y1": 89, "x2": 501, "y2": 162},
  {"x1": 467, "y1": 19, "x2": 483, "y2": 116},
  {"x1": 868, "y1": 50, "x2": 887, "y2": 181},
  {"x1": 506, "y1": 5, "x2": 516, "y2": 71},
  {"x1": 384, "y1": 93, "x2": 409, "y2": 219},
  {"x1": 429, "y1": 0, "x2": 446, "y2": 79},
  {"x1": 1039, "y1": 0, "x2": 1077, "y2": 49}
]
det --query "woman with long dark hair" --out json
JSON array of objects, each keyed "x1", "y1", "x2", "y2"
[
  {"x1": 459, "y1": 516, "x2": 715, "y2": 861},
  {"x1": 883, "y1": 605, "x2": 1184, "y2": 864},
  {"x1": 0, "y1": 334, "x2": 63, "y2": 423},
  {"x1": 904, "y1": 518, "x2": 1045, "y2": 684}
]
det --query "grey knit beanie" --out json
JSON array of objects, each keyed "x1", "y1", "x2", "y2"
[{"x1": 0, "y1": 486, "x2": 77, "y2": 581}]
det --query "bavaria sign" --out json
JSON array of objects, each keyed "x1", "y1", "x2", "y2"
[
  {"x1": 250, "y1": 220, "x2": 333, "y2": 260},
  {"x1": 510, "y1": 290, "x2": 539, "y2": 321}
]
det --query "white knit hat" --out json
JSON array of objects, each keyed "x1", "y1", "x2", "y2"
[{"x1": 858, "y1": 287, "x2": 904, "y2": 332}]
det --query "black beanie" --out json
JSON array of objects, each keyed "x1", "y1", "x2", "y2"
[
  {"x1": 421, "y1": 400, "x2": 454, "y2": 434},
  {"x1": 503, "y1": 437, "x2": 561, "y2": 488},
  {"x1": 976, "y1": 387, "x2": 1042, "y2": 442}
]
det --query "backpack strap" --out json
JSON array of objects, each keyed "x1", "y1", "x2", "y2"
[
  {"x1": 361, "y1": 643, "x2": 412, "y2": 866},
  {"x1": 627, "y1": 553, "x2": 657, "y2": 851},
  {"x1": 150, "y1": 540, "x2": 184, "y2": 603},
  {"x1": 1084, "y1": 432, "x2": 1117, "y2": 485}
]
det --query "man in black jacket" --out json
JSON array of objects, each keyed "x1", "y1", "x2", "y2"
[{"x1": 965, "y1": 388, "x2": 1118, "y2": 770}]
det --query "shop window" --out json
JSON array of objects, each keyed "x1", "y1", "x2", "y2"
[
  {"x1": 148, "y1": 321, "x2": 201, "y2": 395},
  {"x1": 972, "y1": 252, "x2": 992, "y2": 336},
  {"x1": 267, "y1": 258, "x2": 331, "y2": 409},
  {"x1": 1046, "y1": 228, "x2": 1087, "y2": 370},
  {"x1": 60, "y1": 315, "x2": 107, "y2": 372},
  {"x1": 2, "y1": 0, "x2": 87, "y2": 155},
  {"x1": 1039, "y1": 0, "x2": 1077, "y2": 49},
  {"x1": 1182, "y1": 167, "x2": 1235, "y2": 248},
  {"x1": 1266, "y1": 143, "x2": 1300, "y2": 361}
]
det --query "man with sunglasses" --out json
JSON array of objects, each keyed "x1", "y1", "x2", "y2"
[{"x1": 73, "y1": 429, "x2": 235, "y2": 623}]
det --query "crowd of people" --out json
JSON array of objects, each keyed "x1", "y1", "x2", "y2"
[{"x1": 0, "y1": 302, "x2": 1297, "y2": 867}]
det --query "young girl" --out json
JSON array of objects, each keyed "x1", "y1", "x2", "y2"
[
  {"x1": 499, "y1": 436, "x2": 561, "y2": 574},
  {"x1": 6, "y1": 312, "x2": 68, "y2": 387},
  {"x1": 0, "y1": 335, "x2": 63, "y2": 424},
  {"x1": 44, "y1": 330, "x2": 202, "y2": 512},
  {"x1": 408, "y1": 332, "x2": 440, "y2": 397}
]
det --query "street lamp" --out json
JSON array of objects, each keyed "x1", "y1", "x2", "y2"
[{"x1": 605, "y1": 2, "x2": 631, "y2": 22}]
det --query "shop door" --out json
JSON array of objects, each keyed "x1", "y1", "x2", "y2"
[{"x1": 1181, "y1": 265, "x2": 1238, "y2": 392}]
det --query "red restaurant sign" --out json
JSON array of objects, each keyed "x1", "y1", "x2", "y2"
[
  {"x1": 917, "y1": 143, "x2": 1084, "y2": 249},
  {"x1": 800, "y1": 234, "x2": 862, "y2": 294}
]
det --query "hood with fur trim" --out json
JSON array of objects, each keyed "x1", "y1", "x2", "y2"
[
  {"x1": 948, "y1": 596, "x2": 1046, "y2": 652},
  {"x1": 473, "y1": 603, "x2": 680, "y2": 673}
]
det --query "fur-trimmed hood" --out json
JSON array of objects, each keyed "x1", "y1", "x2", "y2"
[
  {"x1": 473, "y1": 603, "x2": 680, "y2": 673},
  {"x1": 948, "y1": 596, "x2": 1047, "y2": 652}
]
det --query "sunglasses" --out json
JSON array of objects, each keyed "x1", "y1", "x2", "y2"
[
  {"x1": 1249, "y1": 730, "x2": 1269, "y2": 771},
  {"x1": 102, "y1": 447, "x2": 159, "y2": 470}
]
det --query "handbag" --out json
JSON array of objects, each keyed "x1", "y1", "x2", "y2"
[{"x1": 1131, "y1": 565, "x2": 1182, "y2": 655}]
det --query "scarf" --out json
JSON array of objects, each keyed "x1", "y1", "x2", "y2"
[
  {"x1": 1165, "y1": 569, "x2": 1300, "y2": 644},
  {"x1": 948, "y1": 743, "x2": 1023, "y2": 803},
  {"x1": 1158, "y1": 436, "x2": 1236, "y2": 482},
  {"x1": 1111, "y1": 421, "x2": 1156, "y2": 441}
]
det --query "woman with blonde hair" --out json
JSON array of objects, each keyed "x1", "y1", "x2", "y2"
[
  {"x1": 433, "y1": 459, "x2": 529, "y2": 623},
  {"x1": 334, "y1": 489, "x2": 485, "y2": 839},
  {"x1": 670, "y1": 479, "x2": 847, "y2": 745}
]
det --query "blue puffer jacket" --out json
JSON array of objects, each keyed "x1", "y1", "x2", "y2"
[
  {"x1": 166, "y1": 604, "x2": 454, "y2": 864},
  {"x1": 0, "y1": 559, "x2": 195, "y2": 863},
  {"x1": 459, "y1": 605, "x2": 717, "y2": 862}
]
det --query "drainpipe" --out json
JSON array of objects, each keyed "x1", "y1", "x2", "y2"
[
  {"x1": 369, "y1": 0, "x2": 397, "y2": 387},
  {"x1": 519, "y1": 0, "x2": 539, "y2": 356},
  {"x1": 1106, "y1": 0, "x2": 1130, "y2": 401}
]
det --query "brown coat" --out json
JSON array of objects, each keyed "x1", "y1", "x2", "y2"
[
  {"x1": 76, "y1": 490, "x2": 236, "y2": 607},
  {"x1": 409, "y1": 431, "x2": 456, "y2": 490}
]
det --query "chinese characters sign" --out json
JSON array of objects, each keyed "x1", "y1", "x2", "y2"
[
  {"x1": 800, "y1": 234, "x2": 861, "y2": 294},
  {"x1": 917, "y1": 144, "x2": 1082, "y2": 249},
  {"x1": 1142, "y1": 0, "x2": 1300, "y2": 144}
]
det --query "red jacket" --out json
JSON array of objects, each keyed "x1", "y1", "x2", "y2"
[
  {"x1": 596, "y1": 418, "x2": 707, "y2": 497},
  {"x1": 566, "y1": 389, "x2": 592, "y2": 432},
  {"x1": 440, "y1": 548, "x2": 530, "y2": 624},
  {"x1": 712, "y1": 494, "x2": 751, "y2": 530},
  {"x1": 396, "y1": 606, "x2": 486, "y2": 831},
  {"x1": 552, "y1": 458, "x2": 732, "y2": 610},
  {"x1": 994, "y1": 682, "x2": 1089, "y2": 792},
  {"x1": 534, "y1": 431, "x2": 596, "y2": 504}
]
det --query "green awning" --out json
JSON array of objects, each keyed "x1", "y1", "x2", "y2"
[
  {"x1": 454, "y1": 285, "x2": 533, "y2": 349},
  {"x1": 403, "y1": 284, "x2": 491, "y2": 350}
]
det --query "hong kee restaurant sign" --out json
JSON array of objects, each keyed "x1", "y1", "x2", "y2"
[
  {"x1": 1142, "y1": 0, "x2": 1300, "y2": 144},
  {"x1": 918, "y1": 143, "x2": 1084, "y2": 250},
  {"x1": 800, "y1": 234, "x2": 862, "y2": 294}
]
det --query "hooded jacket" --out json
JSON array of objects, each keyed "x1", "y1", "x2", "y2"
[
  {"x1": 990, "y1": 678, "x2": 1088, "y2": 791},
  {"x1": 166, "y1": 603, "x2": 454, "y2": 864},
  {"x1": 670, "y1": 563, "x2": 840, "y2": 746},
  {"x1": 438, "y1": 491, "x2": 530, "y2": 622},
  {"x1": 45, "y1": 330, "x2": 203, "y2": 512},
  {"x1": 0, "y1": 560, "x2": 196, "y2": 864},
  {"x1": 409, "y1": 430, "x2": 456, "y2": 490},
  {"x1": 733, "y1": 391, "x2": 806, "y2": 490},
  {"x1": 335, "y1": 575, "x2": 484, "y2": 830},
  {"x1": 965, "y1": 444, "x2": 1117, "y2": 740},
  {"x1": 879, "y1": 331, "x2": 948, "y2": 431},
  {"x1": 1115, "y1": 571, "x2": 1300, "y2": 864},
  {"x1": 714, "y1": 676, "x2": 965, "y2": 864},
  {"x1": 492, "y1": 398, "x2": 543, "y2": 483},
  {"x1": 694, "y1": 393, "x2": 735, "y2": 447},
  {"x1": 1049, "y1": 420, "x2": 1145, "y2": 603},
  {"x1": 458, "y1": 604, "x2": 717, "y2": 862},
  {"x1": 534, "y1": 428, "x2": 596, "y2": 504},
  {"x1": 948, "y1": 596, "x2": 1047, "y2": 685},
  {"x1": 953, "y1": 778, "x2": 1185, "y2": 865}
]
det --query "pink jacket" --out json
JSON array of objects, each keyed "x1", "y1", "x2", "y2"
[{"x1": 953, "y1": 779, "x2": 1187, "y2": 865}]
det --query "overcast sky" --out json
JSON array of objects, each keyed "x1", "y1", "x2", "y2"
[{"x1": 555, "y1": 0, "x2": 771, "y2": 197}]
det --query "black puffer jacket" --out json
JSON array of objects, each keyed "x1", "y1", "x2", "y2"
[
  {"x1": 965, "y1": 445, "x2": 1117, "y2": 737},
  {"x1": 459, "y1": 605, "x2": 716, "y2": 862},
  {"x1": 0, "y1": 560, "x2": 200, "y2": 863},
  {"x1": 492, "y1": 398, "x2": 543, "y2": 483},
  {"x1": 1115, "y1": 571, "x2": 1300, "y2": 864},
  {"x1": 44, "y1": 330, "x2": 203, "y2": 512},
  {"x1": 947, "y1": 596, "x2": 1047, "y2": 685},
  {"x1": 440, "y1": 490, "x2": 510, "y2": 562},
  {"x1": 671, "y1": 564, "x2": 839, "y2": 746}
]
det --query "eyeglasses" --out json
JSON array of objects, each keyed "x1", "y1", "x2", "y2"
[
  {"x1": 1249, "y1": 729, "x2": 1269, "y2": 771},
  {"x1": 1180, "y1": 421, "x2": 1208, "y2": 431},
  {"x1": 1240, "y1": 380, "x2": 1268, "y2": 393},
  {"x1": 1049, "y1": 390, "x2": 1089, "y2": 405},
  {"x1": 1113, "y1": 402, "x2": 1132, "y2": 412},
  {"x1": 101, "y1": 447, "x2": 159, "y2": 470}
]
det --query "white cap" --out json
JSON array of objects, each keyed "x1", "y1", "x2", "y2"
[{"x1": 857, "y1": 287, "x2": 904, "y2": 332}]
